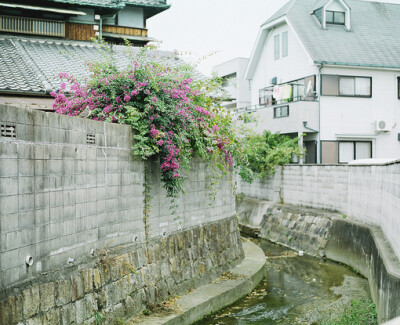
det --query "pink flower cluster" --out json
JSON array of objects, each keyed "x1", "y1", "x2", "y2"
[{"x1": 51, "y1": 51, "x2": 241, "y2": 197}]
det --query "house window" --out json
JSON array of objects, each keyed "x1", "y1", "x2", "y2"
[
  {"x1": 338, "y1": 141, "x2": 372, "y2": 163},
  {"x1": 274, "y1": 105, "x2": 289, "y2": 118},
  {"x1": 274, "y1": 35, "x2": 280, "y2": 60},
  {"x1": 326, "y1": 10, "x2": 345, "y2": 25},
  {"x1": 321, "y1": 141, "x2": 339, "y2": 164},
  {"x1": 321, "y1": 75, "x2": 372, "y2": 97},
  {"x1": 282, "y1": 31, "x2": 288, "y2": 57}
]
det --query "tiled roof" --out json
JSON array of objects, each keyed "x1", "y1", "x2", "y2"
[
  {"x1": 262, "y1": 0, "x2": 295, "y2": 26},
  {"x1": 123, "y1": 0, "x2": 170, "y2": 7},
  {"x1": 311, "y1": 0, "x2": 329, "y2": 12},
  {"x1": 264, "y1": 0, "x2": 400, "y2": 68},
  {"x1": 48, "y1": 0, "x2": 124, "y2": 8},
  {"x1": 47, "y1": 0, "x2": 169, "y2": 8},
  {"x1": 0, "y1": 39, "x2": 43, "y2": 93},
  {"x1": 0, "y1": 36, "x2": 198, "y2": 95}
]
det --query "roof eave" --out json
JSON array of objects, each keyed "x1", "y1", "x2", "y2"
[
  {"x1": 245, "y1": 16, "x2": 287, "y2": 80},
  {"x1": 315, "y1": 61, "x2": 400, "y2": 70},
  {"x1": 48, "y1": 0, "x2": 125, "y2": 9}
]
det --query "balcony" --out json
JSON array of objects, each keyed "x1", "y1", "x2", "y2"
[
  {"x1": 0, "y1": 15, "x2": 65, "y2": 37},
  {"x1": 237, "y1": 75, "x2": 318, "y2": 114},
  {"x1": 238, "y1": 75, "x2": 319, "y2": 135}
]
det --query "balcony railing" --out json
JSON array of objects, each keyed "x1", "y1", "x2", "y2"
[
  {"x1": 236, "y1": 95, "x2": 318, "y2": 115},
  {"x1": 256, "y1": 75, "x2": 317, "y2": 111},
  {"x1": 0, "y1": 15, "x2": 65, "y2": 37}
]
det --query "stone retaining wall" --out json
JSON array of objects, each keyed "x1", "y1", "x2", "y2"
[
  {"x1": 0, "y1": 216, "x2": 243, "y2": 325},
  {"x1": 259, "y1": 204, "x2": 334, "y2": 257}
]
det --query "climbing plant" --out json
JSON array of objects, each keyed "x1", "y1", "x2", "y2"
[{"x1": 52, "y1": 43, "x2": 253, "y2": 199}]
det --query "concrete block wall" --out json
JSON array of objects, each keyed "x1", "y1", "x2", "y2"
[
  {"x1": 0, "y1": 105, "x2": 236, "y2": 292},
  {"x1": 237, "y1": 173, "x2": 279, "y2": 202},
  {"x1": 147, "y1": 159, "x2": 235, "y2": 239},
  {"x1": 239, "y1": 162, "x2": 400, "y2": 261}
]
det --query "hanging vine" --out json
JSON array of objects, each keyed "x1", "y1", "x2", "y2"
[{"x1": 143, "y1": 165, "x2": 151, "y2": 263}]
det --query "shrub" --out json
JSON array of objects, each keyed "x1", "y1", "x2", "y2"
[{"x1": 243, "y1": 130, "x2": 303, "y2": 177}]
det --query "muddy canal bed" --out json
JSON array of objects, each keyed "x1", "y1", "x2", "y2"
[{"x1": 197, "y1": 238, "x2": 371, "y2": 324}]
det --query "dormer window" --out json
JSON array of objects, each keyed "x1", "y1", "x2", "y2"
[
  {"x1": 312, "y1": 0, "x2": 351, "y2": 30},
  {"x1": 326, "y1": 10, "x2": 345, "y2": 25}
]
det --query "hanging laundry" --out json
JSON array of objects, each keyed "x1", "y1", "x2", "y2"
[
  {"x1": 273, "y1": 85, "x2": 281, "y2": 100},
  {"x1": 281, "y1": 84, "x2": 293, "y2": 101}
]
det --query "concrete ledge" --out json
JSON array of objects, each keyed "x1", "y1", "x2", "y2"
[
  {"x1": 135, "y1": 239, "x2": 266, "y2": 325},
  {"x1": 384, "y1": 316, "x2": 400, "y2": 325}
]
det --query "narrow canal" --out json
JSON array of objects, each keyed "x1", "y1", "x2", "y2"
[{"x1": 197, "y1": 238, "x2": 371, "y2": 324}]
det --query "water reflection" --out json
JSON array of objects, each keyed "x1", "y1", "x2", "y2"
[{"x1": 196, "y1": 238, "x2": 369, "y2": 325}]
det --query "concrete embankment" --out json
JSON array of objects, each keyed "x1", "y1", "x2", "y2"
[
  {"x1": 133, "y1": 239, "x2": 266, "y2": 325},
  {"x1": 236, "y1": 197, "x2": 400, "y2": 323},
  {"x1": 237, "y1": 161, "x2": 400, "y2": 323}
]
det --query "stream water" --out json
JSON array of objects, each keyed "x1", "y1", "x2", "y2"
[{"x1": 197, "y1": 238, "x2": 371, "y2": 325}]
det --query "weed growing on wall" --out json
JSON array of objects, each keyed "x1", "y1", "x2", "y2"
[{"x1": 51, "y1": 43, "x2": 252, "y2": 200}]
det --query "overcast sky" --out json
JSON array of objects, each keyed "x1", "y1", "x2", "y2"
[{"x1": 147, "y1": 0, "x2": 289, "y2": 76}]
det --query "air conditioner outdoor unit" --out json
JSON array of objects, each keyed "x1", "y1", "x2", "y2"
[{"x1": 375, "y1": 120, "x2": 390, "y2": 132}]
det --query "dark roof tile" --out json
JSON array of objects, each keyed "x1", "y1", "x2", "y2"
[{"x1": 0, "y1": 36, "x2": 200, "y2": 95}]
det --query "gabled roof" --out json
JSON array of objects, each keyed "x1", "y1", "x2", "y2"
[
  {"x1": 262, "y1": 0, "x2": 295, "y2": 26},
  {"x1": 0, "y1": 36, "x2": 198, "y2": 95},
  {"x1": 247, "y1": 0, "x2": 400, "y2": 79},
  {"x1": 312, "y1": 0, "x2": 329, "y2": 12},
  {"x1": 312, "y1": 0, "x2": 350, "y2": 12},
  {"x1": 291, "y1": 0, "x2": 400, "y2": 68}
]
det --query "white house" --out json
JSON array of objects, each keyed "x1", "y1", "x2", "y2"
[
  {"x1": 213, "y1": 58, "x2": 251, "y2": 111},
  {"x1": 243, "y1": 0, "x2": 400, "y2": 164}
]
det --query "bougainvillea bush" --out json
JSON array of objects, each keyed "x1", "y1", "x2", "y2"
[{"x1": 52, "y1": 45, "x2": 252, "y2": 198}]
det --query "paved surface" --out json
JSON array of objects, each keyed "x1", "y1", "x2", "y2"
[{"x1": 133, "y1": 238, "x2": 266, "y2": 325}]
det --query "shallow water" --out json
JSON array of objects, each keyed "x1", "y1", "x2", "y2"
[{"x1": 196, "y1": 238, "x2": 370, "y2": 325}]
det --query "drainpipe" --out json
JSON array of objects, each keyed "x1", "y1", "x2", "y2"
[
  {"x1": 99, "y1": 17, "x2": 103, "y2": 40},
  {"x1": 298, "y1": 131, "x2": 304, "y2": 165},
  {"x1": 317, "y1": 63, "x2": 325, "y2": 164}
]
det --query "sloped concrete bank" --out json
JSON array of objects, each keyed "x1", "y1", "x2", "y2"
[
  {"x1": 132, "y1": 239, "x2": 266, "y2": 325},
  {"x1": 242, "y1": 201, "x2": 400, "y2": 324}
]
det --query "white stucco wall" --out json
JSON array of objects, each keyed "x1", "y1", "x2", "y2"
[
  {"x1": 250, "y1": 22, "x2": 317, "y2": 106},
  {"x1": 245, "y1": 101, "x2": 319, "y2": 135},
  {"x1": 213, "y1": 58, "x2": 251, "y2": 110},
  {"x1": 320, "y1": 66, "x2": 400, "y2": 159}
]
